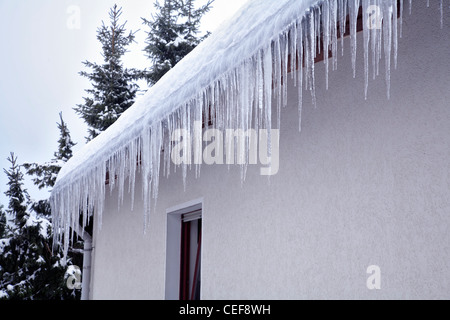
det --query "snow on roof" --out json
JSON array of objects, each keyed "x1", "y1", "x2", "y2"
[
  {"x1": 51, "y1": 0, "x2": 411, "y2": 259},
  {"x1": 54, "y1": 0, "x2": 317, "y2": 187}
]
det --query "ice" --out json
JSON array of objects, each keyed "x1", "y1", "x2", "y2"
[
  {"x1": 297, "y1": 19, "x2": 304, "y2": 132},
  {"x1": 349, "y1": 0, "x2": 360, "y2": 78},
  {"x1": 362, "y1": 0, "x2": 370, "y2": 99},
  {"x1": 51, "y1": 0, "x2": 444, "y2": 260},
  {"x1": 330, "y1": 1, "x2": 338, "y2": 71},
  {"x1": 305, "y1": 9, "x2": 316, "y2": 106},
  {"x1": 400, "y1": 0, "x2": 403, "y2": 37},
  {"x1": 339, "y1": 0, "x2": 348, "y2": 56},
  {"x1": 383, "y1": 0, "x2": 393, "y2": 99},
  {"x1": 393, "y1": 0, "x2": 398, "y2": 69},
  {"x1": 322, "y1": 0, "x2": 330, "y2": 90}
]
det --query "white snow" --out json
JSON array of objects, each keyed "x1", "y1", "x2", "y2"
[
  {"x1": 25, "y1": 212, "x2": 51, "y2": 239},
  {"x1": 0, "y1": 238, "x2": 10, "y2": 255},
  {"x1": 50, "y1": 0, "x2": 446, "y2": 260},
  {"x1": 36, "y1": 256, "x2": 45, "y2": 264},
  {"x1": 0, "y1": 290, "x2": 8, "y2": 299}
]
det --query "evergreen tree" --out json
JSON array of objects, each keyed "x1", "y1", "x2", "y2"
[
  {"x1": 75, "y1": 4, "x2": 143, "y2": 142},
  {"x1": 0, "y1": 153, "x2": 79, "y2": 300},
  {"x1": 23, "y1": 113, "x2": 83, "y2": 298},
  {"x1": 24, "y1": 112, "x2": 76, "y2": 193},
  {"x1": 142, "y1": 0, "x2": 214, "y2": 85},
  {"x1": 3, "y1": 153, "x2": 29, "y2": 226}
]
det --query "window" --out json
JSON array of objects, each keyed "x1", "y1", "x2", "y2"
[
  {"x1": 179, "y1": 211, "x2": 202, "y2": 300},
  {"x1": 165, "y1": 201, "x2": 203, "y2": 300}
]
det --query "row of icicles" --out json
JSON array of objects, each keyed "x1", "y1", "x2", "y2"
[{"x1": 50, "y1": 0, "x2": 446, "y2": 262}]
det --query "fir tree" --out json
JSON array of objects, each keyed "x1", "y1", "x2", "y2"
[
  {"x1": 0, "y1": 154, "x2": 74, "y2": 299},
  {"x1": 0, "y1": 154, "x2": 79, "y2": 300},
  {"x1": 3, "y1": 153, "x2": 29, "y2": 226},
  {"x1": 75, "y1": 4, "x2": 144, "y2": 141},
  {"x1": 22, "y1": 113, "x2": 84, "y2": 299},
  {"x1": 24, "y1": 112, "x2": 76, "y2": 192},
  {"x1": 142, "y1": 0, "x2": 214, "y2": 85}
]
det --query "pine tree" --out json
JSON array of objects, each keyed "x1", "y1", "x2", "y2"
[
  {"x1": 75, "y1": 4, "x2": 144, "y2": 142},
  {"x1": 24, "y1": 112, "x2": 76, "y2": 192},
  {"x1": 3, "y1": 153, "x2": 29, "y2": 226},
  {"x1": 22, "y1": 113, "x2": 83, "y2": 299},
  {"x1": 178, "y1": 0, "x2": 214, "y2": 46},
  {"x1": 24, "y1": 112, "x2": 76, "y2": 220},
  {"x1": 142, "y1": 0, "x2": 214, "y2": 85},
  {"x1": 0, "y1": 153, "x2": 79, "y2": 300}
]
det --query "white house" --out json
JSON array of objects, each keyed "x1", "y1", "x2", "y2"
[{"x1": 51, "y1": 0, "x2": 450, "y2": 300}]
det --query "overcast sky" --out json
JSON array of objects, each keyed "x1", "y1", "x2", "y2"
[{"x1": 0, "y1": 0, "x2": 247, "y2": 207}]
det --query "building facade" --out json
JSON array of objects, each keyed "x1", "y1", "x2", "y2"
[{"x1": 53, "y1": 1, "x2": 450, "y2": 300}]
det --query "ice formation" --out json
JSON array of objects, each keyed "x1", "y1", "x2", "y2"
[{"x1": 50, "y1": 0, "x2": 446, "y2": 260}]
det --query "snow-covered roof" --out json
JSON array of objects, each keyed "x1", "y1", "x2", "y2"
[
  {"x1": 52, "y1": 0, "x2": 411, "y2": 258},
  {"x1": 55, "y1": 0, "x2": 318, "y2": 187}
]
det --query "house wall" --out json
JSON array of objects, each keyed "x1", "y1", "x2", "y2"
[{"x1": 90, "y1": 2, "x2": 450, "y2": 300}]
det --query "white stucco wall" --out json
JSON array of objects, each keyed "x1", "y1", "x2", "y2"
[{"x1": 90, "y1": 1, "x2": 450, "y2": 300}]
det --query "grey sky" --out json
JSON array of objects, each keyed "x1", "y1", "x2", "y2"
[{"x1": 0, "y1": 0, "x2": 246, "y2": 206}]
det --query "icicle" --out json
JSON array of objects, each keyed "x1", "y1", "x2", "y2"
[
  {"x1": 240, "y1": 60, "x2": 250, "y2": 177},
  {"x1": 349, "y1": 0, "x2": 360, "y2": 78},
  {"x1": 306, "y1": 10, "x2": 316, "y2": 106},
  {"x1": 315, "y1": 6, "x2": 321, "y2": 56},
  {"x1": 362, "y1": 0, "x2": 370, "y2": 99},
  {"x1": 263, "y1": 44, "x2": 273, "y2": 135},
  {"x1": 151, "y1": 121, "x2": 162, "y2": 205},
  {"x1": 128, "y1": 137, "x2": 139, "y2": 212},
  {"x1": 400, "y1": 0, "x2": 403, "y2": 37},
  {"x1": 118, "y1": 149, "x2": 126, "y2": 210},
  {"x1": 275, "y1": 37, "x2": 282, "y2": 120},
  {"x1": 330, "y1": 0, "x2": 338, "y2": 71},
  {"x1": 181, "y1": 104, "x2": 189, "y2": 190},
  {"x1": 339, "y1": 0, "x2": 348, "y2": 56},
  {"x1": 271, "y1": 39, "x2": 281, "y2": 133},
  {"x1": 193, "y1": 94, "x2": 202, "y2": 180},
  {"x1": 240, "y1": 61, "x2": 252, "y2": 183},
  {"x1": 283, "y1": 31, "x2": 289, "y2": 109},
  {"x1": 322, "y1": 0, "x2": 330, "y2": 90},
  {"x1": 393, "y1": 1, "x2": 398, "y2": 70},
  {"x1": 375, "y1": 0, "x2": 383, "y2": 78},
  {"x1": 383, "y1": 0, "x2": 393, "y2": 99},
  {"x1": 99, "y1": 162, "x2": 106, "y2": 230},
  {"x1": 141, "y1": 126, "x2": 151, "y2": 232},
  {"x1": 371, "y1": 0, "x2": 378, "y2": 80},
  {"x1": 164, "y1": 116, "x2": 171, "y2": 179},
  {"x1": 298, "y1": 18, "x2": 304, "y2": 132},
  {"x1": 290, "y1": 23, "x2": 296, "y2": 81},
  {"x1": 257, "y1": 49, "x2": 264, "y2": 137}
]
